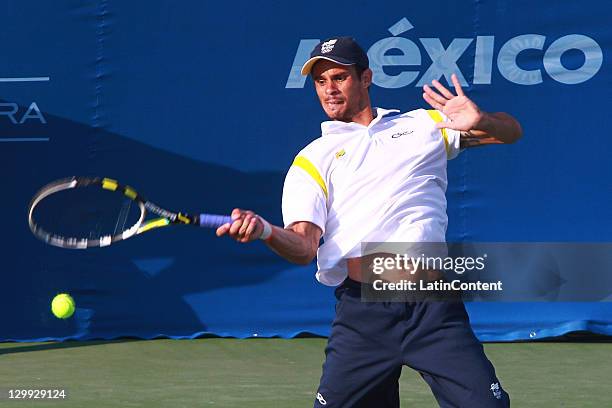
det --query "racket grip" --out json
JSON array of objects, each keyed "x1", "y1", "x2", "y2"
[{"x1": 199, "y1": 214, "x2": 233, "y2": 228}]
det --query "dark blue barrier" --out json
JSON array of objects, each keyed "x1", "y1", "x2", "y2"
[{"x1": 1, "y1": 0, "x2": 610, "y2": 341}]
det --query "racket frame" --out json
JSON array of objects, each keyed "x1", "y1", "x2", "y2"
[{"x1": 28, "y1": 177, "x2": 201, "y2": 249}]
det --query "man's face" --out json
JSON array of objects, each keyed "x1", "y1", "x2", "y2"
[{"x1": 311, "y1": 60, "x2": 371, "y2": 122}]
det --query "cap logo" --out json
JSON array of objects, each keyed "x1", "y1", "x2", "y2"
[{"x1": 321, "y1": 39, "x2": 338, "y2": 54}]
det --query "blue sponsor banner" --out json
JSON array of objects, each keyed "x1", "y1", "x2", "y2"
[{"x1": 1, "y1": 0, "x2": 611, "y2": 341}]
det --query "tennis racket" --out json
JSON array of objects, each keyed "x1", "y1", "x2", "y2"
[{"x1": 28, "y1": 177, "x2": 232, "y2": 249}]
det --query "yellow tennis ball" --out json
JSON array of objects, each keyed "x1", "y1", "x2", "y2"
[{"x1": 51, "y1": 293, "x2": 75, "y2": 319}]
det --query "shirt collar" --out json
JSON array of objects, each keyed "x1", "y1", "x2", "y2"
[{"x1": 321, "y1": 107, "x2": 401, "y2": 136}]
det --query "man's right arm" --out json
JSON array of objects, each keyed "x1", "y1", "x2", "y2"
[
  {"x1": 216, "y1": 208, "x2": 321, "y2": 265},
  {"x1": 265, "y1": 221, "x2": 322, "y2": 265},
  {"x1": 217, "y1": 151, "x2": 327, "y2": 265}
]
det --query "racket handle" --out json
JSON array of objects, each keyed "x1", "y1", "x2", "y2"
[{"x1": 199, "y1": 214, "x2": 233, "y2": 228}]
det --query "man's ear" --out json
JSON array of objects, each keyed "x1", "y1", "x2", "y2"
[{"x1": 361, "y1": 68, "x2": 373, "y2": 88}]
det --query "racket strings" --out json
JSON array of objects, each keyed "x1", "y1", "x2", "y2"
[
  {"x1": 30, "y1": 185, "x2": 143, "y2": 246},
  {"x1": 113, "y1": 199, "x2": 133, "y2": 236}
]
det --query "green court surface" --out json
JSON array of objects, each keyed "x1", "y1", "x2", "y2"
[{"x1": 1, "y1": 339, "x2": 610, "y2": 407}]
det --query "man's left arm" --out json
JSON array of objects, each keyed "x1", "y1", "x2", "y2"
[{"x1": 422, "y1": 73, "x2": 522, "y2": 147}]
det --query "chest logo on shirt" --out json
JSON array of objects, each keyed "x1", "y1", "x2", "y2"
[
  {"x1": 391, "y1": 130, "x2": 414, "y2": 139},
  {"x1": 335, "y1": 149, "x2": 346, "y2": 159},
  {"x1": 391, "y1": 129, "x2": 414, "y2": 138}
]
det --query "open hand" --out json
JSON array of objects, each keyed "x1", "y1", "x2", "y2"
[{"x1": 422, "y1": 73, "x2": 483, "y2": 132}]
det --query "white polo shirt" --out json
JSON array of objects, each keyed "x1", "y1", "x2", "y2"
[{"x1": 282, "y1": 107, "x2": 462, "y2": 286}]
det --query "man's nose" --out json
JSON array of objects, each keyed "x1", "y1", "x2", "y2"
[{"x1": 324, "y1": 82, "x2": 338, "y2": 94}]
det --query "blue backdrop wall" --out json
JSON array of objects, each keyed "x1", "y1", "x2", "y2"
[{"x1": 1, "y1": 0, "x2": 611, "y2": 341}]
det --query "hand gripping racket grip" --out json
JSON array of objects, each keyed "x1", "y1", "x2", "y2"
[{"x1": 199, "y1": 214, "x2": 233, "y2": 228}]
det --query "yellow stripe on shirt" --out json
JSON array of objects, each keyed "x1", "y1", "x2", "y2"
[
  {"x1": 427, "y1": 110, "x2": 450, "y2": 158},
  {"x1": 292, "y1": 155, "x2": 328, "y2": 200}
]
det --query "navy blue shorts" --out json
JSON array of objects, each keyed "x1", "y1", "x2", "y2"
[{"x1": 314, "y1": 278, "x2": 510, "y2": 407}]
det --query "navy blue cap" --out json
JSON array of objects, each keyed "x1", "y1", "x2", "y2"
[{"x1": 301, "y1": 37, "x2": 369, "y2": 75}]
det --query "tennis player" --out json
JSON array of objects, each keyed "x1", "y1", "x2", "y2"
[{"x1": 217, "y1": 37, "x2": 521, "y2": 407}]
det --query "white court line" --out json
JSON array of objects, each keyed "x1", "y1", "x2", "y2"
[
  {"x1": 0, "y1": 138, "x2": 50, "y2": 142},
  {"x1": 0, "y1": 77, "x2": 50, "y2": 82}
]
